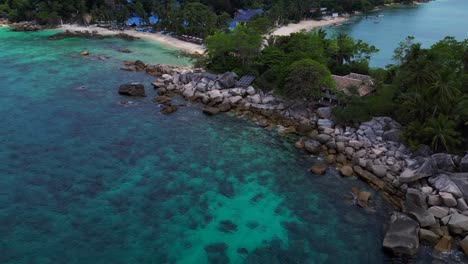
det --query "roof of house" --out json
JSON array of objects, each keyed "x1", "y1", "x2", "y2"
[
  {"x1": 234, "y1": 9, "x2": 263, "y2": 22},
  {"x1": 332, "y1": 73, "x2": 375, "y2": 97}
]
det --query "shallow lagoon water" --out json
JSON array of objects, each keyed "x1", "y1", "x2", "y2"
[
  {"x1": 328, "y1": 0, "x2": 468, "y2": 67},
  {"x1": 0, "y1": 27, "x2": 443, "y2": 263}
]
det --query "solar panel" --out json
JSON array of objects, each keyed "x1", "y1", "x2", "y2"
[{"x1": 236, "y1": 75, "x2": 256, "y2": 87}]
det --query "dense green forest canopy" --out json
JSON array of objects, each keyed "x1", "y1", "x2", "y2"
[
  {"x1": 0, "y1": 0, "x2": 415, "y2": 26},
  {"x1": 334, "y1": 36, "x2": 468, "y2": 153}
]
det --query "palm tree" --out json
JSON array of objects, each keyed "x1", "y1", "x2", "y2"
[
  {"x1": 335, "y1": 32, "x2": 354, "y2": 65},
  {"x1": 429, "y1": 69, "x2": 461, "y2": 113},
  {"x1": 398, "y1": 91, "x2": 432, "y2": 122},
  {"x1": 424, "y1": 114, "x2": 463, "y2": 152}
]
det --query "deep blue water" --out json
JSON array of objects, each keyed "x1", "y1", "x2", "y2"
[
  {"x1": 328, "y1": 0, "x2": 468, "y2": 67},
  {"x1": 0, "y1": 27, "x2": 439, "y2": 263}
]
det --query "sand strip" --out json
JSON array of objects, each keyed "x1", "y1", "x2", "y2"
[
  {"x1": 271, "y1": 17, "x2": 349, "y2": 36},
  {"x1": 61, "y1": 24, "x2": 205, "y2": 55}
]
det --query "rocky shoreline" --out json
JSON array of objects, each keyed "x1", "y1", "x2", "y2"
[{"x1": 120, "y1": 61, "x2": 468, "y2": 259}]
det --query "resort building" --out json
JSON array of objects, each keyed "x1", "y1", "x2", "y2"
[
  {"x1": 229, "y1": 9, "x2": 264, "y2": 29},
  {"x1": 319, "y1": 73, "x2": 376, "y2": 105}
]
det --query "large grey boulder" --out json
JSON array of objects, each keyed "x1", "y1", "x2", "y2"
[
  {"x1": 383, "y1": 129, "x2": 402, "y2": 143},
  {"x1": 460, "y1": 154, "x2": 468, "y2": 172},
  {"x1": 208, "y1": 89, "x2": 222, "y2": 100},
  {"x1": 419, "y1": 229, "x2": 440, "y2": 244},
  {"x1": 217, "y1": 72, "x2": 237, "y2": 88},
  {"x1": 450, "y1": 173, "x2": 468, "y2": 201},
  {"x1": 118, "y1": 83, "x2": 146, "y2": 96},
  {"x1": 399, "y1": 159, "x2": 435, "y2": 183},
  {"x1": 246, "y1": 86, "x2": 255, "y2": 95},
  {"x1": 439, "y1": 192, "x2": 457, "y2": 207},
  {"x1": 247, "y1": 94, "x2": 261, "y2": 104},
  {"x1": 447, "y1": 214, "x2": 468, "y2": 235},
  {"x1": 383, "y1": 212, "x2": 420, "y2": 256},
  {"x1": 228, "y1": 96, "x2": 242, "y2": 105},
  {"x1": 304, "y1": 139, "x2": 321, "y2": 155},
  {"x1": 428, "y1": 206, "x2": 449, "y2": 219},
  {"x1": 432, "y1": 153, "x2": 456, "y2": 172},
  {"x1": 403, "y1": 189, "x2": 436, "y2": 227},
  {"x1": 428, "y1": 174, "x2": 463, "y2": 198},
  {"x1": 315, "y1": 134, "x2": 332, "y2": 144},
  {"x1": 372, "y1": 165, "x2": 387, "y2": 178},
  {"x1": 317, "y1": 107, "x2": 332, "y2": 119}
]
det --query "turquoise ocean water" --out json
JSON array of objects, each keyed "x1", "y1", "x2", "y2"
[
  {"x1": 328, "y1": 0, "x2": 468, "y2": 67},
  {"x1": 0, "y1": 27, "x2": 443, "y2": 263}
]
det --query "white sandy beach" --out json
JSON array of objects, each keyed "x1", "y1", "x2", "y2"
[
  {"x1": 271, "y1": 17, "x2": 348, "y2": 36},
  {"x1": 61, "y1": 24, "x2": 206, "y2": 55}
]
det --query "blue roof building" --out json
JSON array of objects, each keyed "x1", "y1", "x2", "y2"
[
  {"x1": 234, "y1": 9, "x2": 263, "y2": 23},
  {"x1": 229, "y1": 9, "x2": 263, "y2": 30},
  {"x1": 126, "y1": 16, "x2": 143, "y2": 26}
]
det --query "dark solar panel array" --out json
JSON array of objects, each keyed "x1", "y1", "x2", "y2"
[{"x1": 236, "y1": 75, "x2": 256, "y2": 87}]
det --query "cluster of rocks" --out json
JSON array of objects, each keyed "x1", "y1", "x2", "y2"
[
  {"x1": 48, "y1": 30, "x2": 104, "y2": 40},
  {"x1": 121, "y1": 60, "x2": 191, "y2": 76},
  {"x1": 48, "y1": 30, "x2": 139, "y2": 41},
  {"x1": 118, "y1": 63, "x2": 468, "y2": 257},
  {"x1": 9, "y1": 21, "x2": 45, "y2": 32}
]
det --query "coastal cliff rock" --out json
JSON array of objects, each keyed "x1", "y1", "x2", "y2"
[
  {"x1": 48, "y1": 30, "x2": 104, "y2": 40},
  {"x1": 383, "y1": 212, "x2": 420, "y2": 255},
  {"x1": 10, "y1": 22, "x2": 44, "y2": 32},
  {"x1": 118, "y1": 83, "x2": 146, "y2": 97},
  {"x1": 132, "y1": 62, "x2": 468, "y2": 257}
]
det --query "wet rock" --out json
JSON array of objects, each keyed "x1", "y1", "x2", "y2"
[
  {"x1": 340, "y1": 166, "x2": 354, "y2": 177},
  {"x1": 160, "y1": 104, "x2": 178, "y2": 114},
  {"x1": 460, "y1": 236, "x2": 468, "y2": 255},
  {"x1": 447, "y1": 214, "x2": 468, "y2": 234},
  {"x1": 203, "y1": 106, "x2": 220, "y2": 116},
  {"x1": 118, "y1": 83, "x2": 146, "y2": 97},
  {"x1": 419, "y1": 229, "x2": 440, "y2": 244},
  {"x1": 428, "y1": 174, "x2": 463, "y2": 198},
  {"x1": 403, "y1": 189, "x2": 436, "y2": 227},
  {"x1": 310, "y1": 162, "x2": 328, "y2": 175},
  {"x1": 304, "y1": 139, "x2": 321, "y2": 155},
  {"x1": 357, "y1": 191, "x2": 371, "y2": 208},
  {"x1": 383, "y1": 212, "x2": 420, "y2": 256},
  {"x1": 154, "y1": 95, "x2": 172, "y2": 104},
  {"x1": 118, "y1": 48, "x2": 132, "y2": 53},
  {"x1": 218, "y1": 102, "x2": 231, "y2": 112},
  {"x1": 218, "y1": 220, "x2": 237, "y2": 233},
  {"x1": 434, "y1": 236, "x2": 452, "y2": 253},
  {"x1": 314, "y1": 134, "x2": 331, "y2": 144}
]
